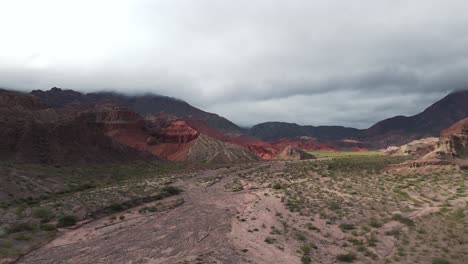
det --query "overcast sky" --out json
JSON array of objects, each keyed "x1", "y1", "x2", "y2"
[{"x1": 1, "y1": 0, "x2": 468, "y2": 128}]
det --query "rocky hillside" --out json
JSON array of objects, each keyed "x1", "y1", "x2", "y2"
[
  {"x1": 248, "y1": 90, "x2": 468, "y2": 149},
  {"x1": 0, "y1": 90, "x2": 267, "y2": 164},
  {"x1": 384, "y1": 137, "x2": 439, "y2": 157},
  {"x1": 361, "y1": 90, "x2": 468, "y2": 147},
  {"x1": 0, "y1": 90, "x2": 144, "y2": 163},
  {"x1": 31, "y1": 87, "x2": 243, "y2": 134},
  {"x1": 437, "y1": 117, "x2": 468, "y2": 158},
  {"x1": 187, "y1": 135, "x2": 259, "y2": 163},
  {"x1": 388, "y1": 118, "x2": 468, "y2": 174}
]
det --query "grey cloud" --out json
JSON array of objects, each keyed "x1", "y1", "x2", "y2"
[{"x1": 1, "y1": 0, "x2": 468, "y2": 128}]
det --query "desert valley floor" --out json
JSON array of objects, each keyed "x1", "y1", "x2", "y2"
[{"x1": 3, "y1": 154, "x2": 466, "y2": 264}]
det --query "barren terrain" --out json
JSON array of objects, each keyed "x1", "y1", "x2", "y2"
[{"x1": 1, "y1": 154, "x2": 467, "y2": 264}]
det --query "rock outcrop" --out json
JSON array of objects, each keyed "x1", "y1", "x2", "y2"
[
  {"x1": 187, "y1": 135, "x2": 259, "y2": 163},
  {"x1": 437, "y1": 118, "x2": 468, "y2": 158},
  {"x1": 153, "y1": 120, "x2": 200, "y2": 144},
  {"x1": 388, "y1": 118, "x2": 468, "y2": 175},
  {"x1": 384, "y1": 137, "x2": 439, "y2": 157},
  {"x1": 276, "y1": 146, "x2": 316, "y2": 160}
]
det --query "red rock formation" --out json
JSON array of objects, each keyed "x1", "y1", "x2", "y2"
[
  {"x1": 229, "y1": 135, "x2": 278, "y2": 159},
  {"x1": 185, "y1": 119, "x2": 278, "y2": 159},
  {"x1": 153, "y1": 120, "x2": 200, "y2": 144}
]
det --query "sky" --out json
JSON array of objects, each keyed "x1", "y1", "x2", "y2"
[{"x1": 1, "y1": 0, "x2": 468, "y2": 128}]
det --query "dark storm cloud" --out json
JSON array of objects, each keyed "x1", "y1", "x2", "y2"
[{"x1": 1, "y1": 0, "x2": 468, "y2": 128}]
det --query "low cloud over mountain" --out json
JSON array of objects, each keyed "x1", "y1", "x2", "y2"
[{"x1": 1, "y1": 0, "x2": 468, "y2": 128}]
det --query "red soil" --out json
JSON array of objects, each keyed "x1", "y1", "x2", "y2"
[{"x1": 98, "y1": 110, "x2": 281, "y2": 161}]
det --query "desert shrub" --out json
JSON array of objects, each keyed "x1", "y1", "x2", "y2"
[
  {"x1": 432, "y1": 258, "x2": 450, "y2": 264},
  {"x1": 366, "y1": 235, "x2": 378, "y2": 247},
  {"x1": 57, "y1": 215, "x2": 78, "y2": 227},
  {"x1": 224, "y1": 179, "x2": 243, "y2": 192},
  {"x1": 161, "y1": 185, "x2": 182, "y2": 196},
  {"x1": 364, "y1": 250, "x2": 378, "y2": 259},
  {"x1": 306, "y1": 223, "x2": 320, "y2": 232},
  {"x1": 384, "y1": 229, "x2": 400, "y2": 237},
  {"x1": 14, "y1": 233, "x2": 32, "y2": 241},
  {"x1": 300, "y1": 242, "x2": 317, "y2": 264},
  {"x1": 286, "y1": 198, "x2": 301, "y2": 212},
  {"x1": 33, "y1": 208, "x2": 52, "y2": 222},
  {"x1": 328, "y1": 202, "x2": 341, "y2": 211},
  {"x1": 369, "y1": 217, "x2": 382, "y2": 228},
  {"x1": 339, "y1": 223, "x2": 356, "y2": 231},
  {"x1": 272, "y1": 182, "x2": 282, "y2": 190},
  {"x1": 301, "y1": 255, "x2": 311, "y2": 264},
  {"x1": 264, "y1": 237, "x2": 276, "y2": 244},
  {"x1": 296, "y1": 232, "x2": 307, "y2": 241},
  {"x1": 8, "y1": 222, "x2": 35, "y2": 233},
  {"x1": 392, "y1": 214, "x2": 414, "y2": 226},
  {"x1": 40, "y1": 223, "x2": 56, "y2": 231},
  {"x1": 0, "y1": 240, "x2": 12, "y2": 248},
  {"x1": 108, "y1": 203, "x2": 124, "y2": 212},
  {"x1": 337, "y1": 252, "x2": 357, "y2": 262},
  {"x1": 450, "y1": 208, "x2": 464, "y2": 223}
]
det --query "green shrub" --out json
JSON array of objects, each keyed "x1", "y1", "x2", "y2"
[
  {"x1": 337, "y1": 252, "x2": 357, "y2": 262},
  {"x1": 40, "y1": 223, "x2": 57, "y2": 231},
  {"x1": 8, "y1": 222, "x2": 35, "y2": 233},
  {"x1": 57, "y1": 215, "x2": 78, "y2": 227},
  {"x1": 0, "y1": 240, "x2": 12, "y2": 248},
  {"x1": 339, "y1": 223, "x2": 356, "y2": 231},
  {"x1": 272, "y1": 182, "x2": 282, "y2": 190},
  {"x1": 264, "y1": 237, "x2": 276, "y2": 244},
  {"x1": 301, "y1": 255, "x2": 311, "y2": 264},
  {"x1": 108, "y1": 203, "x2": 124, "y2": 212},
  {"x1": 392, "y1": 214, "x2": 414, "y2": 226},
  {"x1": 161, "y1": 185, "x2": 182, "y2": 196},
  {"x1": 14, "y1": 233, "x2": 32, "y2": 241},
  {"x1": 369, "y1": 217, "x2": 382, "y2": 228},
  {"x1": 432, "y1": 258, "x2": 450, "y2": 264},
  {"x1": 33, "y1": 208, "x2": 52, "y2": 222},
  {"x1": 296, "y1": 232, "x2": 307, "y2": 241},
  {"x1": 384, "y1": 229, "x2": 400, "y2": 237}
]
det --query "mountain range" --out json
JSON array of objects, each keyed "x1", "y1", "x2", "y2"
[
  {"x1": 250, "y1": 90, "x2": 468, "y2": 147},
  {"x1": 1, "y1": 87, "x2": 468, "y2": 163}
]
